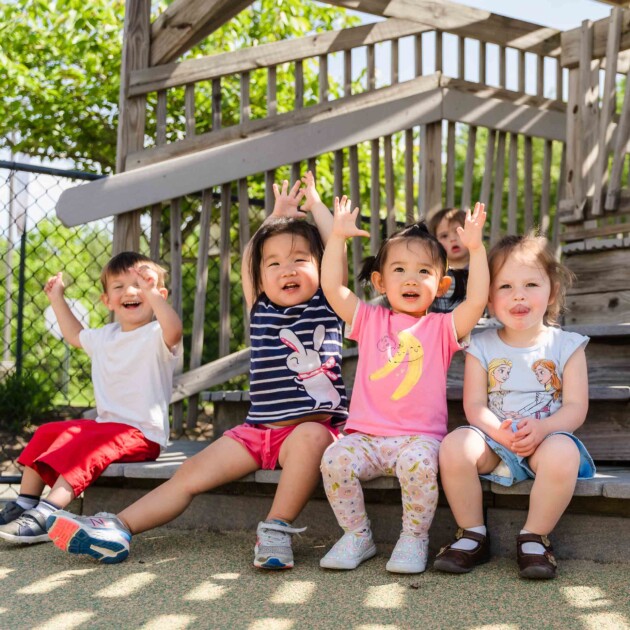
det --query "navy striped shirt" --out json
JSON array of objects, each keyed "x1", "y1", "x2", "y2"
[{"x1": 246, "y1": 288, "x2": 348, "y2": 426}]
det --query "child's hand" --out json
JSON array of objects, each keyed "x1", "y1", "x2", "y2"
[
  {"x1": 492, "y1": 418, "x2": 516, "y2": 450},
  {"x1": 332, "y1": 195, "x2": 370, "y2": 240},
  {"x1": 457, "y1": 202, "x2": 486, "y2": 251},
  {"x1": 300, "y1": 170, "x2": 321, "y2": 213},
  {"x1": 272, "y1": 179, "x2": 305, "y2": 219},
  {"x1": 44, "y1": 272, "x2": 65, "y2": 301},
  {"x1": 132, "y1": 265, "x2": 159, "y2": 293},
  {"x1": 511, "y1": 417, "x2": 546, "y2": 458}
]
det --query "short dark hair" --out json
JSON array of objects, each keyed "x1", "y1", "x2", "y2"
[
  {"x1": 249, "y1": 218, "x2": 324, "y2": 300},
  {"x1": 358, "y1": 221, "x2": 448, "y2": 285},
  {"x1": 428, "y1": 207, "x2": 466, "y2": 236},
  {"x1": 100, "y1": 252, "x2": 167, "y2": 292}
]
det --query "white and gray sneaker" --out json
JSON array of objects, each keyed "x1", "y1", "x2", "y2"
[
  {"x1": 386, "y1": 533, "x2": 428, "y2": 574},
  {"x1": 0, "y1": 501, "x2": 27, "y2": 525},
  {"x1": 254, "y1": 520, "x2": 306, "y2": 570},
  {"x1": 0, "y1": 509, "x2": 50, "y2": 544},
  {"x1": 320, "y1": 531, "x2": 377, "y2": 570}
]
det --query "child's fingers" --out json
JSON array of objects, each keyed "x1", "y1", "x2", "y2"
[
  {"x1": 272, "y1": 182, "x2": 280, "y2": 198},
  {"x1": 281, "y1": 180, "x2": 289, "y2": 196},
  {"x1": 290, "y1": 179, "x2": 302, "y2": 197}
]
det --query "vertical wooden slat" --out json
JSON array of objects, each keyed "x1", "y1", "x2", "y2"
[
  {"x1": 169, "y1": 196, "x2": 183, "y2": 433},
  {"x1": 540, "y1": 140, "x2": 553, "y2": 235},
  {"x1": 536, "y1": 55, "x2": 544, "y2": 97},
  {"x1": 265, "y1": 170, "x2": 275, "y2": 215},
  {"x1": 367, "y1": 44, "x2": 376, "y2": 91},
  {"x1": 151, "y1": 89, "x2": 167, "y2": 260},
  {"x1": 334, "y1": 150, "x2": 344, "y2": 200},
  {"x1": 186, "y1": 188, "x2": 213, "y2": 429},
  {"x1": 479, "y1": 41, "x2": 486, "y2": 84},
  {"x1": 435, "y1": 30, "x2": 443, "y2": 73},
  {"x1": 237, "y1": 178, "x2": 251, "y2": 343},
  {"x1": 370, "y1": 138, "x2": 381, "y2": 254},
  {"x1": 391, "y1": 39, "x2": 399, "y2": 85},
  {"x1": 212, "y1": 77, "x2": 221, "y2": 130},
  {"x1": 446, "y1": 121, "x2": 456, "y2": 208},
  {"x1": 605, "y1": 65, "x2": 630, "y2": 210},
  {"x1": 499, "y1": 45, "x2": 506, "y2": 88},
  {"x1": 318, "y1": 54, "x2": 329, "y2": 102},
  {"x1": 480, "y1": 129, "x2": 496, "y2": 206},
  {"x1": 563, "y1": 68, "x2": 583, "y2": 218},
  {"x1": 184, "y1": 83, "x2": 195, "y2": 137},
  {"x1": 384, "y1": 135, "x2": 396, "y2": 236},
  {"x1": 490, "y1": 132, "x2": 506, "y2": 245},
  {"x1": 524, "y1": 136, "x2": 534, "y2": 231},
  {"x1": 267, "y1": 65, "x2": 277, "y2": 116},
  {"x1": 349, "y1": 144, "x2": 362, "y2": 293},
  {"x1": 405, "y1": 129, "x2": 415, "y2": 223},
  {"x1": 462, "y1": 125, "x2": 477, "y2": 211},
  {"x1": 344, "y1": 49, "x2": 352, "y2": 96},
  {"x1": 156, "y1": 90, "x2": 167, "y2": 145},
  {"x1": 415, "y1": 33, "x2": 423, "y2": 76},
  {"x1": 593, "y1": 7, "x2": 622, "y2": 215},
  {"x1": 458, "y1": 36, "x2": 465, "y2": 79},
  {"x1": 518, "y1": 50, "x2": 526, "y2": 93},
  {"x1": 507, "y1": 133, "x2": 518, "y2": 235},
  {"x1": 556, "y1": 58, "x2": 564, "y2": 101},
  {"x1": 291, "y1": 162, "x2": 301, "y2": 185},
  {"x1": 240, "y1": 71, "x2": 250, "y2": 123},
  {"x1": 295, "y1": 60, "x2": 304, "y2": 108},
  {"x1": 552, "y1": 145, "x2": 567, "y2": 256},
  {"x1": 420, "y1": 122, "x2": 442, "y2": 220},
  {"x1": 219, "y1": 183, "x2": 231, "y2": 358},
  {"x1": 580, "y1": 20, "x2": 600, "y2": 201}
]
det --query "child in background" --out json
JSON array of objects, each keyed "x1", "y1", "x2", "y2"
[
  {"x1": 0, "y1": 252, "x2": 183, "y2": 544},
  {"x1": 47, "y1": 173, "x2": 348, "y2": 570},
  {"x1": 434, "y1": 233, "x2": 595, "y2": 579},
  {"x1": 429, "y1": 208, "x2": 469, "y2": 313},
  {"x1": 319, "y1": 199, "x2": 488, "y2": 573}
]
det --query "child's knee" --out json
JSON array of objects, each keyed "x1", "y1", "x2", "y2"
[{"x1": 537, "y1": 435, "x2": 580, "y2": 479}]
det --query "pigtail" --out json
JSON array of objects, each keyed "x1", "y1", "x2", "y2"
[{"x1": 358, "y1": 256, "x2": 377, "y2": 285}]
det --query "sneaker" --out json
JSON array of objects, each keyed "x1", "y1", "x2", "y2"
[
  {"x1": 320, "y1": 531, "x2": 377, "y2": 570},
  {"x1": 386, "y1": 533, "x2": 428, "y2": 574},
  {"x1": 0, "y1": 509, "x2": 50, "y2": 544},
  {"x1": 47, "y1": 510, "x2": 131, "y2": 564},
  {"x1": 0, "y1": 501, "x2": 27, "y2": 525},
  {"x1": 254, "y1": 520, "x2": 306, "y2": 570}
]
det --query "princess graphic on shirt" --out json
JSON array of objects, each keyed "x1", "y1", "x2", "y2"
[
  {"x1": 517, "y1": 359, "x2": 561, "y2": 419},
  {"x1": 487, "y1": 357, "x2": 512, "y2": 420}
]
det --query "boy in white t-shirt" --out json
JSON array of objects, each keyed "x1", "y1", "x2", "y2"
[{"x1": 0, "y1": 252, "x2": 183, "y2": 544}]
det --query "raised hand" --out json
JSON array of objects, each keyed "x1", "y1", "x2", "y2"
[
  {"x1": 332, "y1": 195, "x2": 370, "y2": 240},
  {"x1": 272, "y1": 179, "x2": 305, "y2": 219},
  {"x1": 131, "y1": 265, "x2": 159, "y2": 293},
  {"x1": 457, "y1": 202, "x2": 486, "y2": 251},
  {"x1": 44, "y1": 272, "x2": 65, "y2": 301},
  {"x1": 300, "y1": 170, "x2": 321, "y2": 213}
]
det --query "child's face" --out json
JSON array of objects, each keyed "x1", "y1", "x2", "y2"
[
  {"x1": 372, "y1": 239, "x2": 449, "y2": 318},
  {"x1": 101, "y1": 266, "x2": 165, "y2": 332},
  {"x1": 260, "y1": 233, "x2": 320, "y2": 307},
  {"x1": 435, "y1": 217, "x2": 469, "y2": 268},
  {"x1": 489, "y1": 252, "x2": 552, "y2": 333}
]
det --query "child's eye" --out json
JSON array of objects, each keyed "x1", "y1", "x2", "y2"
[
  {"x1": 526, "y1": 282, "x2": 539, "y2": 288},
  {"x1": 267, "y1": 262, "x2": 279, "y2": 268},
  {"x1": 499, "y1": 284, "x2": 511, "y2": 290},
  {"x1": 419, "y1": 268, "x2": 431, "y2": 275},
  {"x1": 393, "y1": 267, "x2": 404, "y2": 273}
]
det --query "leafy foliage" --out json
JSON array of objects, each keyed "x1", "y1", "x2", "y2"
[{"x1": 0, "y1": 371, "x2": 54, "y2": 434}]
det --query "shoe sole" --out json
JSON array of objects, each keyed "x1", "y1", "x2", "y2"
[
  {"x1": 519, "y1": 566, "x2": 556, "y2": 579},
  {"x1": 433, "y1": 555, "x2": 490, "y2": 574},
  {"x1": 47, "y1": 515, "x2": 129, "y2": 564},
  {"x1": 320, "y1": 544, "x2": 377, "y2": 570},
  {"x1": 386, "y1": 561, "x2": 427, "y2": 574},
  {"x1": 254, "y1": 557, "x2": 294, "y2": 570},
  {"x1": 0, "y1": 530, "x2": 50, "y2": 544}
]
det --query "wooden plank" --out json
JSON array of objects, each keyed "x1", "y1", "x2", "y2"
[
  {"x1": 186, "y1": 188, "x2": 213, "y2": 429},
  {"x1": 240, "y1": 72, "x2": 250, "y2": 123},
  {"x1": 219, "y1": 184, "x2": 231, "y2": 357},
  {"x1": 606, "y1": 66, "x2": 630, "y2": 210},
  {"x1": 479, "y1": 41, "x2": 486, "y2": 84},
  {"x1": 334, "y1": 150, "x2": 344, "y2": 199},
  {"x1": 150, "y1": 204, "x2": 161, "y2": 261},
  {"x1": 518, "y1": 50, "x2": 526, "y2": 93},
  {"x1": 370, "y1": 138, "x2": 380, "y2": 254},
  {"x1": 490, "y1": 132, "x2": 506, "y2": 245},
  {"x1": 185, "y1": 83, "x2": 195, "y2": 137},
  {"x1": 552, "y1": 144, "x2": 566, "y2": 255},
  {"x1": 133, "y1": 19, "x2": 431, "y2": 96},
  {"x1": 537, "y1": 55, "x2": 544, "y2": 97},
  {"x1": 461, "y1": 125, "x2": 477, "y2": 210},
  {"x1": 156, "y1": 90, "x2": 167, "y2": 145},
  {"x1": 169, "y1": 196, "x2": 183, "y2": 433},
  {"x1": 565, "y1": 248, "x2": 630, "y2": 293},
  {"x1": 561, "y1": 68, "x2": 584, "y2": 220},
  {"x1": 295, "y1": 59, "x2": 304, "y2": 108},
  {"x1": 458, "y1": 35, "x2": 465, "y2": 79},
  {"x1": 344, "y1": 49, "x2": 352, "y2": 96},
  {"x1": 150, "y1": 0, "x2": 253, "y2": 66},
  {"x1": 265, "y1": 170, "x2": 275, "y2": 215},
  {"x1": 237, "y1": 178, "x2": 250, "y2": 344},
  {"x1": 415, "y1": 33, "x2": 423, "y2": 76},
  {"x1": 391, "y1": 38, "x2": 399, "y2": 84},
  {"x1": 499, "y1": 45, "x2": 506, "y2": 88},
  {"x1": 524, "y1": 136, "x2": 534, "y2": 231},
  {"x1": 594, "y1": 9, "x2": 623, "y2": 215},
  {"x1": 405, "y1": 128, "x2": 415, "y2": 223},
  {"x1": 384, "y1": 135, "x2": 396, "y2": 236},
  {"x1": 507, "y1": 132, "x2": 518, "y2": 234},
  {"x1": 267, "y1": 66, "x2": 277, "y2": 116},
  {"x1": 367, "y1": 44, "x2": 376, "y2": 91},
  {"x1": 556, "y1": 58, "x2": 564, "y2": 100},
  {"x1": 349, "y1": 144, "x2": 362, "y2": 293},
  {"x1": 565, "y1": 290, "x2": 630, "y2": 325},
  {"x1": 435, "y1": 30, "x2": 443, "y2": 73},
  {"x1": 212, "y1": 78, "x2": 221, "y2": 130},
  {"x1": 539, "y1": 139, "x2": 552, "y2": 234},
  {"x1": 321, "y1": 0, "x2": 562, "y2": 57},
  {"x1": 445, "y1": 121, "x2": 456, "y2": 207},
  {"x1": 480, "y1": 129, "x2": 496, "y2": 206},
  {"x1": 57, "y1": 78, "x2": 445, "y2": 225},
  {"x1": 562, "y1": 221, "x2": 630, "y2": 241},
  {"x1": 420, "y1": 122, "x2": 443, "y2": 220}
]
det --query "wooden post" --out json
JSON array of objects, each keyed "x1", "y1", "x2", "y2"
[
  {"x1": 420, "y1": 122, "x2": 442, "y2": 220},
  {"x1": 113, "y1": 0, "x2": 151, "y2": 255}
]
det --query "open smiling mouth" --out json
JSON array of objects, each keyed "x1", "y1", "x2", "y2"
[
  {"x1": 282, "y1": 282, "x2": 300, "y2": 291},
  {"x1": 123, "y1": 301, "x2": 142, "y2": 309},
  {"x1": 402, "y1": 292, "x2": 419, "y2": 299}
]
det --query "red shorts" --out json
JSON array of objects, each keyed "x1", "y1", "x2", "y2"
[
  {"x1": 17, "y1": 419, "x2": 160, "y2": 496},
  {"x1": 224, "y1": 420, "x2": 340, "y2": 470}
]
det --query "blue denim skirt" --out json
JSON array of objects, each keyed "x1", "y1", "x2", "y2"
[{"x1": 457, "y1": 424, "x2": 596, "y2": 487}]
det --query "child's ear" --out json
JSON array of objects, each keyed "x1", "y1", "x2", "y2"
[
  {"x1": 371, "y1": 270, "x2": 385, "y2": 294},
  {"x1": 548, "y1": 282, "x2": 559, "y2": 306},
  {"x1": 437, "y1": 275, "x2": 452, "y2": 297},
  {"x1": 100, "y1": 292, "x2": 113, "y2": 311},
  {"x1": 158, "y1": 287, "x2": 168, "y2": 300}
]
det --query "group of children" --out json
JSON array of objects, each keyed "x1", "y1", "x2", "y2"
[{"x1": 0, "y1": 173, "x2": 594, "y2": 580}]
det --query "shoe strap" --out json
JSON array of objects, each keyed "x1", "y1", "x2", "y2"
[
  {"x1": 19, "y1": 510, "x2": 47, "y2": 529},
  {"x1": 517, "y1": 533, "x2": 552, "y2": 550},
  {"x1": 261, "y1": 522, "x2": 306, "y2": 535},
  {"x1": 456, "y1": 528, "x2": 486, "y2": 543}
]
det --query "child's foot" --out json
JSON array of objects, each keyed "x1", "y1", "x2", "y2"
[
  {"x1": 0, "y1": 501, "x2": 27, "y2": 525},
  {"x1": 320, "y1": 531, "x2": 377, "y2": 570},
  {"x1": 254, "y1": 520, "x2": 306, "y2": 570},
  {"x1": 0, "y1": 509, "x2": 50, "y2": 544},
  {"x1": 433, "y1": 528, "x2": 490, "y2": 574},
  {"x1": 516, "y1": 533, "x2": 557, "y2": 579},
  {"x1": 47, "y1": 510, "x2": 131, "y2": 564},
  {"x1": 386, "y1": 533, "x2": 428, "y2": 574}
]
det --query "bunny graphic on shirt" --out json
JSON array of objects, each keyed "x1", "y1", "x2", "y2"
[{"x1": 279, "y1": 325, "x2": 342, "y2": 410}]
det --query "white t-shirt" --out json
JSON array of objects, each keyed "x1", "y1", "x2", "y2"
[{"x1": 79, "y1": 320, "x2": 182, "y2": 447}]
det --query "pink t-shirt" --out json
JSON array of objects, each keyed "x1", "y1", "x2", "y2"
[{"x1": 345, "y1": 301, "x2": 464, "y2": 440}]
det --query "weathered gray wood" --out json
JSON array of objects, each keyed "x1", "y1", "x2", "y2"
[
  {"x1": 265, "y1": 170, "x2": 275, "y2": 216},
  {"x1": 552, "y1": 144, "x2": 566, "y2": 255},
  {"x1": 435, "y1": 30, "x2": 443, "y2": 73},
  {"x1": 384, "y1": 135, "x2": 396, "y2": 236},
  {"x1": 556, "y1": 58, "x2": 564, "y2": 100},
  {"x1": 344, "y1": 49, "x2": 352, "y2": 96},
  {"x1": 185, "y1": 83, "x2": 195, "y2": 137},
  {"x1": 562, "y1": 221, "x2": 630, "y2": 242},
  {"x1": 370, "y1": 138, "x2": 380, "y2": 254},
  {"x1": 539, "y1": 140, "x2": 552, "y2": 234},
  {"x1": 334, "y1": 150, "x2": 344, "y2": 200},
  {"x1": 420, "y1": 122, "x2": 443, "y2": 220},
  {"x1": 170, "y1": 196, "x2": 183, "y2": 433},
  {"x1": 348, "y1": 144, "x2": 362, "y2": 293},
  {"x1": 391, "y1": 38, "x2": 399, "y2": 84},
  {"x1": 212, "y1": 78, "x2": 221, "y2": 130},
  {"x1": 565, "y1": 290, "x2": 630, "y2": 325},
  {"x1": 606, "y1": 66, "x2": 630, "y2": 210},
  {"x1": 240, "y1": 71, "x2": 250, "y2": 123},
  {"x1": 461, "y1": 125, "x2": 477, "y2": 211},
  {"x1": 295, "y1": 59, "x2": 304, "y2": 108},
  {"x1": 565, "y1": 248, "x2": 630, "y2": 294},
  {"x1": 133, "y1": 19, "x2": 430, "y2": 95},
  {"x1": 367, "y1": 44, "x2": 376, "y2": 91},
  {"x1": 458, "y1": 35, "x2": 465, "y2": 79},
  {"x1": 322, "y1": 0, "x2": 561, "y2": 57},
  {"x1": 490, "y1": 132, "x2": 506, "y2": 245},
  {"x1": 415, "y1": 33, "x2": 423, "y2": 76},
  {"x1": 524, "y1": 136, "x2": 534, "y2": 231},
  {"x1": 405, "y1": 128, "x2": 415, "y2": 223},
  {"x1": 219, "y1": 184, "x2": 231, "y2": 357},
  {"x1": 479, "y1": 41, "x2": 486, "y2": 84},
  {"x1": 446, "y1": 121, "x2": 456, "y2": 208},
  {"x1": 594, "y1": 8, "x2": 623, "y2": 216},
  {"x1": 268, "y1": 65, "x2": 277, "y2": 116},
  {"x1": 150, "y1": 0, "x2": 253, "y2": 66},
  {"x1": 156, "y1": 90, "x2": 167, "y2": 145},
  {"x1": 499, "y1": 45, "x2": 506, "y2": 88},
  {"x1": 480, "y1": 129, "x2": 496, "y2": 206},
  {"x1": 536, "y1": 55, "x2": 544, "y2": 97},
  {"x1": 518, "y1": 50, "x2": 526, "y2": 93},
  {"x1": 237, "y1": 178, "x2": 250, "y2": 343},
  {"x1": 150, "y1": 204, "x2": 161, "y2": 261},
  {"x1": 186, "y1": 187, "x2": 213, "y2": 429},
  {"x1": 507, "y1": 133, "x2": 518, "y2": 234}
]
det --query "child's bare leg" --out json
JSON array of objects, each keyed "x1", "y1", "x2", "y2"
[
  {"x1": 46, "y1": 477, "x2": 75, "y2": 508},
  {"x1": 439, "y1": 429, "x2": 499, "y2": 527},
  {"x1": 119, "y1": 436, "x2": 259, "y2": 534},
  {"x1": 267, "y1": 423, "x2": 334, "y2": 522},
  {"x1": 524, "y1": 434, "x2": 580, "y2": 534},
  {"x1": 19, "y1": 467, "x2": 46, "y2": 497}
]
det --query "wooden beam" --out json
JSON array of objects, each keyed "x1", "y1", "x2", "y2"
[
  {"x1": 320, "y1": 0, "x2": 561, "y2": 56},
  {"x1": 131, "y1": 19, "x2": 431, "y2": 96},
  {"x1": 150, "y1": 0, "x2": 253, "y2": 66}
]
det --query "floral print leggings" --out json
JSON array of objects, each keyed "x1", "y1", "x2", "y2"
[{"x1": 321, "y1": 433, "x2": 440, "y2": 538}]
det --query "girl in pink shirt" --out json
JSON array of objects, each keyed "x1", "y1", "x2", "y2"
[{"x1": 319, "y1": 197, "x2": 488, "y2": 574}]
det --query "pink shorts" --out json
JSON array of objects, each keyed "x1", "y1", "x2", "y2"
[
  {"x1": 17, "y1": 419, "x2": 160, "y2": 496},
  {"x1": 224, "y1": 420, "x2": 340, "y2": 470}
]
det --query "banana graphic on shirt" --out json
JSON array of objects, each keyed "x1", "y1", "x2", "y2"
[{"x1": 369, "y1": 330, "x2": 424, "y2": 400}]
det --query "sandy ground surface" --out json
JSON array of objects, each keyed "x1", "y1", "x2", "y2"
[{"x1": 1, "y1": 528, "x2": 628, "y2": 630}]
